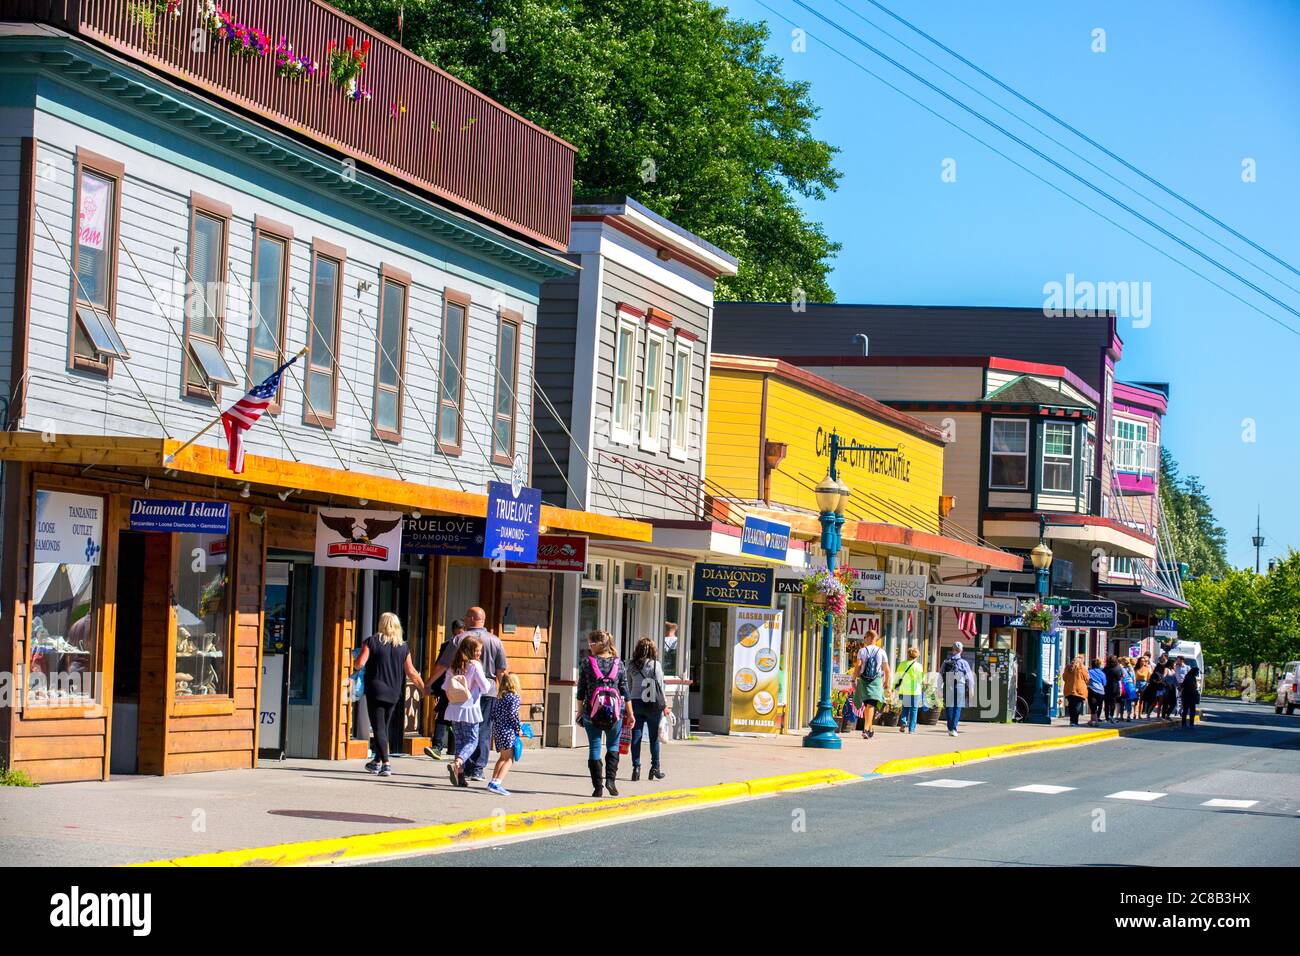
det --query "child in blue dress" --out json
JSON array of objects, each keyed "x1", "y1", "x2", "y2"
[{"x1": 488, "y1": 671, "x2": 523, "y2": 796}]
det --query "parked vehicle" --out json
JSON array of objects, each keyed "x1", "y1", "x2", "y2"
[{"x1": 1275, "y1": 662, "x2": 1300, "y2": 715}]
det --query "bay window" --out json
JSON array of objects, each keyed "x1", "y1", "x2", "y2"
[
  {"x1": 1042, "y1": 422, "x2": 1075, "y2": 493},
  {"x1": 989, "y1": 418, "x2": 1029, "y2": 489}
]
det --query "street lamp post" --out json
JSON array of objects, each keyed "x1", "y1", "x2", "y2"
[
  {"x1": 803, "y1": 432, "x2": 898, "y2": 750},
  {"x1": 1027, "y1": 515, "x2": 1055, "y2": 724}
]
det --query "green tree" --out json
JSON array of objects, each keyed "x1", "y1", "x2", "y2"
[
  {"x1": 1261, "y1": 550, "x2": 1300, "y2": 664},
  {"x1": 334, "y1": 0, "x2": 842, "y2": 300},
  {"x1": 1160, "y1": 448, "x2": 1229, "y2": 580}
]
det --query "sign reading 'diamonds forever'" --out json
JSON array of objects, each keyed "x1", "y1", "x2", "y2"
[
  {"x1": 129, "y1": 499, "x2": 230, "y2": 534},
  {"x1": 692, "y1": 563, "x2": 775, "y2": 608},
  {"x1": 1059, "y1": 600, "x2": 1118, "y2": 629},
  {"x1": 34, "y1": 490, "x2": 103, "y2": 566},
  {"x1": 403, "y1": 515, "x2": 486, "y2": 556},
  {"x1": 739, "y1": 516, "x2": 791, "y2": 562},
  {"x1": 484, "y1": 480, "x2": 541, "y2": 563}
]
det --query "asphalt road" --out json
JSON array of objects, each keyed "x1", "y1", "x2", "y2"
[{"x1": 370, "y1": 700, "x2": 1300, "y2": 867}]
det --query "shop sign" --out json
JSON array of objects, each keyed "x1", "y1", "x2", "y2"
[
  {"x1": 34, "y1": 490, "x2": 103, "y2": 566},
  {"x1": 1153, "y1": 617, "x2": 1178, "y2": 639},
  {"x1": 739, "y1": 515, "x2": 791, "y2": 562},
  {"x1": 981, "y1": 596, "x2": 1020, "y2": 615},
  {"x1": 1059, "y1": 600, "x2": 1118, "y2": 629},
  {"x1": 315, "y1": 509, "x2": 403, "y2": 570},
  {"x1": 692, "y1": 563, "x2": 774, "y2": 608},
  {"x1": 775, "y1": 576, "x2": 803, "y2": 595},
  {"x1": 129, "y1": 499, "x2": 230, "y2": 535},
  {"x1": 853, "y1": 569, "x2": 886, "y2": 591},
  {"x1": 881, "y1": 573, "x2": 927, "y2": 603},
  {"x1": 832, "y1": 673, "x2": 855, "y2": 692},
  {"x1": 729, "y1": 608, "x2": 783, "y2": 735},
  {"x1": 484, "y1": 480, "x2": 541, "y2": 563},
  {"x1": 846, "y1": 611, "x2": 882, "y2": 640},
  {"x1": 403, "y1": 515, "x2": 485, "y2": 556},
  {"x1": 259, "y1": 654, "x2": 284, "y2": 750},
  {"x1": 859, "y1": 596, "x2": 921, "y2": 611},
  {"x1": 513, "y1": 535, "x2": 588, "y2": 573},
  {"x1": 926, "y1": 584, "x2": 985, "y2": 610}
]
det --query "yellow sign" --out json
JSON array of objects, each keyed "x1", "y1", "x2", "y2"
[{"x1": 730, "y1": 608, "x2": 783, "y2": 735}]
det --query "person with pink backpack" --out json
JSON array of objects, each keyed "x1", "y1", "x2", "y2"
[{"x1": 575, "y1": 629, "x2": 633, "y2": 797}]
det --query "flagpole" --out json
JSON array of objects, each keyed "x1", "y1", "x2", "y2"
[{"x1": 163, "y1": 348, "x2": 308, "y2": 467}]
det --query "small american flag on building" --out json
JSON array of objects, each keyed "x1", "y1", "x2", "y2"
[
  {"x1": 954, "y1": 608, "x2": 978, "y2": 640},
  {"x1": 221, "y1": 354, "x2": 300, "y2": 474}
]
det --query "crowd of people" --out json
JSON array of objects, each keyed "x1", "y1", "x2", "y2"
[
  {"x1": 356, "y1": 610, "x2": 671, "y2": 798},
  {"x1": 847, "y1": 630, "x2": 977, "y2": 739},
  {"x1": 1062, "y1": 651, "x2": 1200, "y2": 728}
]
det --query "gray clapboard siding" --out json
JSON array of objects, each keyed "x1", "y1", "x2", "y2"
[
  {"x1": 0, "y1": 136, "x2": 22, "y2": 408},
  {"x1": 532, "y1": 269, "x2": 580, "y2": 507}
]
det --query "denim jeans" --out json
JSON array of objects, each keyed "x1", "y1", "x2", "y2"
[
  {"x1": 944, "y1": 685, "x2": 966, "y2": 733},
  {"x1": 465, "y1": 696, "x2": 495, "y2": 776},
  {"x1": 899, "y1": 693, "x2": 920, "y2": 733},
  {"x1": 631, "y1": 702, "x2": 663, "y2": 767},
  {"x1": 452, "y1": 720, "x2": 479, "y2": 764},
  {"x1": 583, "y1": 718, "x2": 620, "y2": 761}
]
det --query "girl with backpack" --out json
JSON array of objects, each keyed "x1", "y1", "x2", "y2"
[
  {"x1": 443, "y1": 635, "x2": 493, "y2": 788},
  {"x1": 1120, "y1": 657, "x2": 1137, "y2": 721},
  {"x1": 575, "y1": 629, "x2": 633, "y2": 798},
  {"x1": 353, "y1": 612, "x2": 426, "y2": 778},
  {"x1": 487, "y1": 671, "x2": 523, "y2": 796},
  {"x1": 629, "y1": 637, "x2": 670, "y2": 781}
]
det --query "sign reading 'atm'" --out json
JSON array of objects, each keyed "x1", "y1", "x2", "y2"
[{"x1": 692, "y1": 563, "x2": 775, "y2": 608}]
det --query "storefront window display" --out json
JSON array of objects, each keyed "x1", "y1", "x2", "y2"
[
  {"x1": 662, "y1": 569, "x2": 687, "y2": 676},
  {"x1": 173, "y1": 531, "x2": 232, "y2": 698},
  {"x1": 29, "y1": 562, "x2": 100, "y2": 704}
]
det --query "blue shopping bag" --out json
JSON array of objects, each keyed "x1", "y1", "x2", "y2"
[{"x1": 512, "y1": 736, "x2": 524, "y2": 762}]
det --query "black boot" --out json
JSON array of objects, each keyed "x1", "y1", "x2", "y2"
[
  {"x1": 587, "y1": 759, "x2": 603, "y2": 798},
  {"x1": 649, "y1": 765, "x2": 665, "y2": 780},
  {"x1": 604, "y1": 751, "x2": 620, "y2": 797},
  {"x1": 631, "y1": 765, "x2": 640, "y2": 781}
]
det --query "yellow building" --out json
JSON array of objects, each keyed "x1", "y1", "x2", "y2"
[{"x1": 702, "y1": 355, "x2": 1019, "y2": 732}]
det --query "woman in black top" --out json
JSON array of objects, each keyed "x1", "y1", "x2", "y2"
[
  {"x1": 575, "y1": 629, "x2": 633, "y2": 798},
  {"x1": 1180, "y1": 666, "x2": 1201, "y2": 728},
  {"x1": 354, "y1": 612, "x2": 426, "y2": 777},
  {"x1": 1103, "y1": 655, "x2": 1123, "y2": 723}
]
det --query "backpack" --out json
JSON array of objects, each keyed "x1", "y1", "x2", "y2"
[
  {"x1": 586, "y1": 656, "x2": 622, "y2": 730},
  {"x1": 445, "y1": 670, "x2": 471, "y2": 703},
  {"x1": 860, "y1": 647, "x2": 881, "y2": 683}
]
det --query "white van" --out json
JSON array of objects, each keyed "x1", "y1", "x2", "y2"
[{"x1": 1166, "y1": 641, "x2": 1204, "y2": 692}]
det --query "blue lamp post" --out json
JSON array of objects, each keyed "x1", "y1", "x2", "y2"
[{"x1": 1027, "y1": 515, "x2": 1055, "y2": 724}]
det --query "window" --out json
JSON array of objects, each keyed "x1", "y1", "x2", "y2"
[
  {"x1": 663, "y1": 569, "x2": 686, "y2": 677},
  {"x1": 669, "y1": 340, "x2": 692, "y2": 458},
  {"x1": 374, "y1": 265, "x2": 409, "y2": 442},
  {"x1": 577, "y1": 560, "x2": 608, "y2": 669},
  {"x1": 493, "y1": 309, "x2": 521, "y2": 464},
  {"x1": 640, "y1": 330, "x2": 666, "y2": 451},
  {"x1": 305, "y1": 240, "x2": 345, "y2": 427},
  {"x1": 438, "y1": 290, "x2": 470, "y2": 453},
  {"x1": 1042, "y1": 423, "x2": 1075, "y2": 493},
  {"x1": 989, "y1": 418, "x2": 1029, "y2": 488},
  {"x1": 249, "y1": 218, "x2": 292, "y2": 410},
  {"x1": 612, "y1": 313, "x2": 637, "y2": 442},
  {"x1": 184, "y1": 194, "x2": 237, "y2": 397},
  {"x1": 173, "y1": 531, "x2": 232, "y2": 699},
  {"x1": 1113, "y1": 418, "x2": 1153, "y2": 474},
  {"x1": 70, "y1": 150, "x2": 127, "y2": 371}
]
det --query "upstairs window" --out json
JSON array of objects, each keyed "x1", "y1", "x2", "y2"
[
  {"x1": 249, "y1": 218, "x2": 292, "y2": 411},
  {"x1": 70, "y1": 150, "x2": 128, "y2": 372},
  {"x1": 305, "y1": 240, "x2": 345, "y2": 428},
  {"x1": 373, "y1": 266, "x2": 409, "y2": 442},
  {"x1": 1042, "y1": 423, "x2": 1075, "y2": 493},
  {"x1": 612, "y1": 313, "x2": 637, "y2": 442},
  {"x1": 640, "y1": 329, "x2": 666, "y2": 452},
  {"x1": 989, "y1": 418, "x2": 1029, "y2": 489},
  {"x1": 184, "y1": 195, "x2": 238, "y2": 398},
  {"x1": 669, "y1": 340, "x2": 693, "y2": 458},
  {"x1": 438, "y1": 290, "x2": 470, "y2": 454},
  {"x1": 492, "y1": 310, "x2": 521, "y2": 464}
]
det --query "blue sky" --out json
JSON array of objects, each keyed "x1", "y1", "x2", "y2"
[{"x1": 723, "y1": 0, "x2": 1300, "y2": 571}]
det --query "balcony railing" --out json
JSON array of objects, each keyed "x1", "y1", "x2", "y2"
[
  {"x1": 1112, "y1": 436, "x2": 1158, "y2": 476},
  {"x1": 4, "y1": 0, "x2": 575, "y2": 251}
]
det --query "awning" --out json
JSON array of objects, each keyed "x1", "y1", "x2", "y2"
[
  {"x1": 1097, "y1": 583, "x2": 1189, "y2": 611},
  {"x1": 0, "y1": 433, "x2": 651, "y2": 543},
  {"x1": 982, "y1": 512, "x2": 1156, "y2": 560},
  {"x1": 646, "y1": 519, "x2": 810, "y2": 569}
]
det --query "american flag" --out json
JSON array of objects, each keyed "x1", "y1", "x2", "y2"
[
  {"x1": 954, "y1": 608, "x2": 978, "y2": 639},
  {"x1": 221, "y1": 355, "x2": 300, "y2": 474}
]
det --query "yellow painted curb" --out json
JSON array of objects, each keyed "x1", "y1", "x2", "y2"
[
  {"x1": 132, "y1": 767, "x2": 860, "y2": 867},
  {"x1": 872, "y1": 718, "x2": 1182, "y2": 776}
]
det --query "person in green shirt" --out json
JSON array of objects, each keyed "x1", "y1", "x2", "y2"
[{"x1": 894, "y1": 646, "x2": 925, "y2": 734}]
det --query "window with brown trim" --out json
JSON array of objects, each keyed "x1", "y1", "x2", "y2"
[
  {"x1": 374, "y1": 264, "x2": 410, "y2": 442},
  {"x1": 183, "y1": 193, "x2": 237, "y2": 399},
  {"x1": 492, "y1": 309, "x2": 521, "y2": 465},
  {"x1": 438, "y1": 289, "x2": 470, "y2": 454},
  {"x1": 305, "y1": 239, "x2": 346, "y2": 428},
  {"x1": 248, "y1": 216, "x2": 293, "y2": 412},
  {"x1": 69, "y1": 149, "x2": 125, "y2": 373}
]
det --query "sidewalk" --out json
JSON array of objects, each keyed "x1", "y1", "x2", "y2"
[{"x1": 0, "y1": 716, "x2": 1175, "y2": 866}]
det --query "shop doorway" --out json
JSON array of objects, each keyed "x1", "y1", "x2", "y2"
[
  {"x1": 445, "y1": 564, "x2": 480, "y2": 635},
  {"x1": 689, "y1": 604, "x2": 730, "y2": 732},
  {"x1": 371, "y1": 558, "x2": 428, "y2": 746},
  {"x1": 259, "y1": 556, "x2": 319, "y2": 759},
  {"x1": 110, "y1": 531, "x2": 147, "y2": 775}
]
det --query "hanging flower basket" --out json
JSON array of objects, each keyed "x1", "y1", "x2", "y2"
[
  {"x1": 1020, "y1": 599, "x2": 1060, "y2": 633},
  {"x1": 800, "y1": 565, "x2": 855, "y2": 633}
]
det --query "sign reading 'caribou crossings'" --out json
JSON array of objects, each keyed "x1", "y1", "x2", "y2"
[
  {"x1": 815, "y1": 427, "x2": 911, "y2": 483},
  {"x1": 692, "y1": 563, "x2": 775, "y2": 608}
]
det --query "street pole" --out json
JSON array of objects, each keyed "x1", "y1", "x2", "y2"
[
  {"x1": 804, "y1": 433, "x2": 844, "y2": 749},
  {"x1": 1027, "y1": 515, "x2": 1053, "y2": 724}
]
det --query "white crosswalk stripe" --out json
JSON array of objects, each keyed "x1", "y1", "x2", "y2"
[
  {"x1": 1105, "y1": 790, "x2": 1167, "y2": 801},
  {"x1": 1201, "y1": 799, "x2": 1258, "y2": 809},
  {"x1": 916, "y1": 779, "x2": 984, "y2": 788},
  {"x1": 1010, "y1": 784, "x2": 1076, "y2": 794}
]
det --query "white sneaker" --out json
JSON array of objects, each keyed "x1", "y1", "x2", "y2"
[{"x1": 948, "y1": 730, "x2": 958, "y2": 737}]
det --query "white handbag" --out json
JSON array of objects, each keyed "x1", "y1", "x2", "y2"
[{"x1": 659, "y1": 710, "x2": 675, "y2": 744}]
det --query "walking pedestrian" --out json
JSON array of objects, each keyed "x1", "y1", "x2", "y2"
[
  {"x1": 1181, "y1": 665, "x2": 1200, "y2": 728},
  {"x1": 424, "y1": 619, "x2": 464, "y2": 761},
  {"x1": 1062, "y1": 653, "x2": 1089, "y2": 726},
  {"x1": 1161, "y1": 664, "x2": 1178, "y2": 719},
  {"x1": 628, "y1": 637, "x2": 670, "y2": 781},
  {"x1": 1086, "y1": 658, "x2": 1106, "y2": 726},
  {"x1": 1135, "y1": 655, "x2": 1153, "y2": 718},
  {"x1": 575, "y1": 629, "x2": 633, "y2": 797},
  {"x1": 427, "y1": 607, "x2": 507, "y2": 782},
  {"x1": 940, "y1": 642, "x2": 975, "y2": 737},
  {"x1": 1173, "y1": 656, "x2": 1189, "y2": 717},
  {"x1": 442, "y1": 634, "x2": 493, "y2": 788},
  {"x1": 1120, "y1": 657, "x2": 1137, "y2": 721},
  {"x1": 1103, "y1": 655, "x2": 1122, "y2": 723},
  {"x1": 487, "y1": 671, "x2": 523, "y2": 796},
  {"x1": 853, "y1": 631, "x2": 890, "y2": 739},
  {"x1": 894, "y1": 646, "x2": 924, "y2": 734},
  {"x1": 354, "y1": 612, "x2": 426, "y2": 778},
  {"x1": 1142, "y1": 663, "x2": 1163, "y2": 720}
]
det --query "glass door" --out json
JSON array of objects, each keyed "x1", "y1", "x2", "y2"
[{"x1": 690, "y1": 603, "x2": 731, "y2": 731}]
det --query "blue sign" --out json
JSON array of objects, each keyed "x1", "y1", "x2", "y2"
[
  {"x1": 740, "y1": 516, "x2": 791, "y2": 562},
  {"x1": 1153, "y1": 616, "x2": 1179, "y2": 637},
  {"x1": 129, "y1": 499, "x2": 229, "y2": 534},
  {"x1": 1059, "y1": 600, "x2": 1118, "y2": 629},
  {"x1": 403, "y1": 516, "x2": 485, "y2": 556},
  {"x1": 692, "y1": 563, "x2": 775, "y2": 608},
  {"x1": 484, "y1": 481, "x2": 541, "y2": 563}
]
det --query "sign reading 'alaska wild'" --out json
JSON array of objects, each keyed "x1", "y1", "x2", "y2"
[{"x1": 692, "y1": 563, "x2": 775, "y2": 608}]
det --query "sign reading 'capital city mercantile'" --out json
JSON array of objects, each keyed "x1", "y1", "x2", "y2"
[
  {"x1": 692, "y1": 563, "x2": 775, "y2": 608},
  {"x1": 129, "y1": 499, "x2": 230, "y2": 534}
]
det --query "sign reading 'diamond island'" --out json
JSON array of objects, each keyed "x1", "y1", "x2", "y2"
[
  {"x1": 34, "y1": 490, "x2": 103, "y2": 566},
  {"x1": 739, "y1": 516, "x2": 791, "y2": 562},
  {"x1": 484, "y1": 480, "x2": 541, "y2": 564},
  {"x1": 129, "y1": 499, "x2": 230, "y2": 535},
  {"x1": 692, "y1": 563, "x2": 775, "y2": 608}
]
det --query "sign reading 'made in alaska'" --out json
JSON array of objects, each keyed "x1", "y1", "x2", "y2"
[{"x1": 692, "y1": 563, "x2": 774, "y2": 608}]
